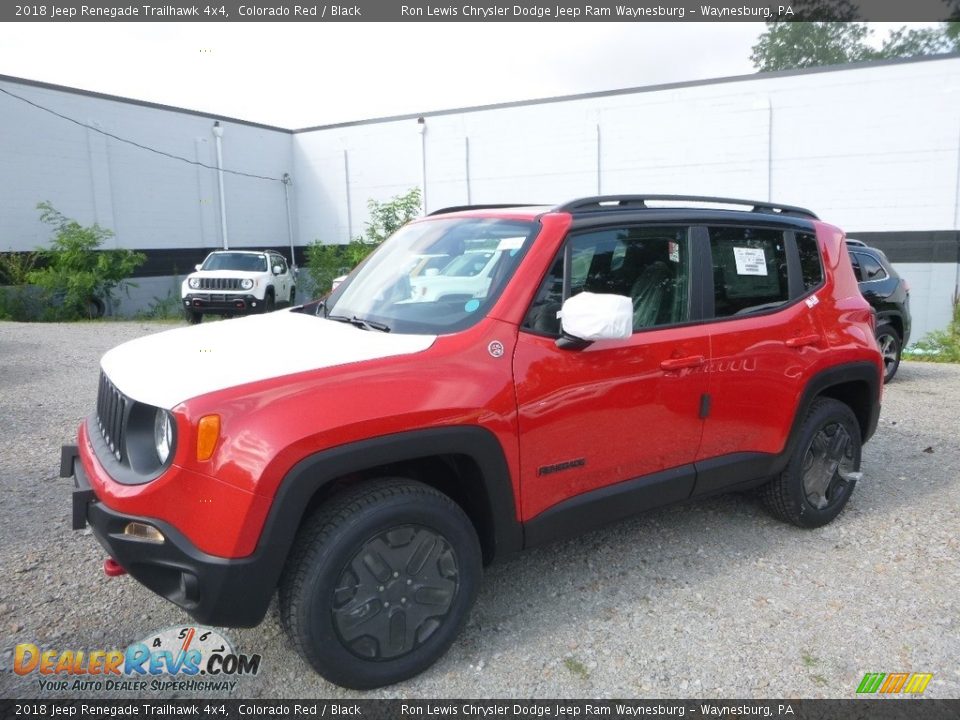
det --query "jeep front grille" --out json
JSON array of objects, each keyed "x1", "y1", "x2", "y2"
[
  {"x1": 197, "y1": 277, "x2": 242, "y2": 290},
  {"x1": 96, "y1": 371, "x2": 127, "y2": 462}
]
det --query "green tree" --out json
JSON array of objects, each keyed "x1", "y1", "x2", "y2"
[
  {"x1": 307, "y1": 188, "x2": 422, "y2": 296},
  {"x1": 878, "y1": 24, "x2": 958, "y2": 58},
  {"x1": 751, "y1": 9, "x2": 959, "y2": 73},
  {"x1": 27, "y1": 202, "x2": 145, "y2": 320},
  {"x1": 751, "y1": 22, "x2": 872, "y2": 71}
]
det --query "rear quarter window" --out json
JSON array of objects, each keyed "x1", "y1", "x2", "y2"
[{"x1": 796, "y1": 232, "x2": 823, "y2": 291}]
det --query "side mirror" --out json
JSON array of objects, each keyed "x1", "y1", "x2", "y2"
[
  {"x1": 195, "y1": 264, "x2": 202, "y2": 272},
  {"x1": 556, "y1": 292, "x2": 633, "y2": 350},
  {"x1": 273, "y1": 265, "x2": 283, "y2": 275}
]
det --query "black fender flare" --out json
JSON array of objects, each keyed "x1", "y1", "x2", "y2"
[
  {"x1": 786, "y1": 360, "x2": 881, "y2": 456},
  {"x1": 233, "y1": 426, "x2": 522, "y2": 622}
]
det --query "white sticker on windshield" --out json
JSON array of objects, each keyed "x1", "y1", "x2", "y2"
[
  {"x1": 496, "y1": 236, "x2": 525, "y2": 252},
  {"x1": 733, "y1": 247, "x2": 768, "y2": 276}
]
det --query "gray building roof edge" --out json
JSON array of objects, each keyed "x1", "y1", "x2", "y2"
[{"x1": 0, "y1": 73, "x2": 293, "y2": 133}]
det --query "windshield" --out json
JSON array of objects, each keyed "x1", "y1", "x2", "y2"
[
  {"x1": 202, "y1": 252, "x2": 267, "y2": 272},
  {"x1": 323, "y1": 217, "x2": 537, "y2": 334}
]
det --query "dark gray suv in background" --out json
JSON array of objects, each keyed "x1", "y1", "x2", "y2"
[{"x1": 847, "y1": 240, "x2": 911, "y2": 383}]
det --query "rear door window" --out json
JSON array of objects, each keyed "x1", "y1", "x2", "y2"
[{"x1": 708, "y1": 227, "x2": 789, "y2": 317}]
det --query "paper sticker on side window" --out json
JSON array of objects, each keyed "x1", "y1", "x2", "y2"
[
  {"x1": 668, "y1": 241, "x2": 680, "y2": 263},
  {"x1": 733, "y1": 247, "x2": 768, "y2": 276}
]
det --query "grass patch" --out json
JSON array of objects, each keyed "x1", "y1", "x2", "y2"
[
  {"x1": 563, "y1": 656, "x2": 589, "y2": 680},
  {"x1": 904, "y1": 300, "x2": 960, "y2": 363}
]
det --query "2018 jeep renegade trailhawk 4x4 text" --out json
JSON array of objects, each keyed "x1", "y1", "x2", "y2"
[{"x1": 63, "y1": 196, "x2": 883, "y2": 689}]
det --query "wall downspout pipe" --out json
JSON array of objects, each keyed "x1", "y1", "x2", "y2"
[
  {"x1": 212, "y1": 121, "x2": 229, "y2": 250},
  {"x1": 417, "y1": 117, "x2": 427, "y2": 215},
  {"x1": 282, "y1": 173, "x2": 295, "y2": 273}
]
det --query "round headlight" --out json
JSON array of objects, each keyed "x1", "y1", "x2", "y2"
[
  {"x1": 240, "y1": 278, "x2": 254, "y2": 290},
  {"x1": 153, "y1": 409, "x2": 173, "y2": 464},
  {"x1": 188, "y1": 278, "x2": 200, "y2": 289}
]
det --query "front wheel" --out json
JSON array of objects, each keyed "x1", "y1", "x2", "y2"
[
  {"x1": 876, "y1": 324, "x2": 901, "y2": 383},
  {"x1": 279, "y1": 479, "x2": 481, "y2": 689},
  {"x1": 761, "y1": 398, "x2": 862, "y2": 528},
  {"x1": 185, "y1": 309, "x2": 202, "y2": 325}
]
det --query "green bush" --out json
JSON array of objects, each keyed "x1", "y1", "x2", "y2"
[
  {"x1": 307, "y1": 188, "x2": 421, "y2": 297},
  {"x1": 136, "y1": 274, "x2": 185, "y2": 321},
  {"x1": 0, "y1": 250, "x2": 40, "y2": 285},
  {"x1": 26, "y1": 202, "x2": 145, "y2": 320},
  {"x1": 905, "y1": 299, "x2": 960, "y2": 363}
]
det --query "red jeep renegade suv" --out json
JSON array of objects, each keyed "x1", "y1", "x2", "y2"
[{"x1": 63, "y1": 195, "x2": 883, "y2": 689}]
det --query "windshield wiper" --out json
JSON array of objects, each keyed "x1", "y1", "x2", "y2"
[{"x1": 327, "y1": 314, "x2": 391, "y2": 332}]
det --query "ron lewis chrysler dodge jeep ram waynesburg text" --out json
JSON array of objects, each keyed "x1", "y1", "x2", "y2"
[{"x1": 63, "y1": 196, "x2": 883, "y2": 689}]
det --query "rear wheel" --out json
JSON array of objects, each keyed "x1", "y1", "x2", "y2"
[
  {"x1": 761, "y1": 398, "x2": 862, "y2": 528},
  {"x1": 279, "y1": 479, "x2": 481, "y2": 689},
  {"x1": 876, "y1": 324, "x2": 901, "y2": 383}
]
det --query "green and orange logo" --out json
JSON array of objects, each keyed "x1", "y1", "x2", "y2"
[{"x1": 857, "y1": 672, "x2": 933, "y2": 694}]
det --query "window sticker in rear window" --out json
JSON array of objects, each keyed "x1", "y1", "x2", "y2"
[{"x1": 733, "y1": 247, "x2": 768, "y2": 276}]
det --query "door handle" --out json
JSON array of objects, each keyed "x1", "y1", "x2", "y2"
[
  {"x1": 786, "y1": 334, "x2": 821, "y2": 348},
  {"x1": 660, "y1": 355, "x2": 706, "y2": 371}
]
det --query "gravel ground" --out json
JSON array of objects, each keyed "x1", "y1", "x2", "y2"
[{"x1": 1, "y1": 320, "x2": 958, "y2": 700}]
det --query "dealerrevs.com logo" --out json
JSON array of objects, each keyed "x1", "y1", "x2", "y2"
[{"x1": 13, "y1": 626, "x2": 261, "y2": 693}]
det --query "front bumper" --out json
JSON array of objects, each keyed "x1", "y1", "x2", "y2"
[
  {"x1": 183, "y1": 293, "x2": 262, "y2": 314},
  {"x1": 62, "y1": 445, "x2": 275, "y2": 628}
]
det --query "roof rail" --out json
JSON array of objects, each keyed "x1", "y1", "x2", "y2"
[
  {"x1": 555, "y1": 195, "x2": 818, "y2": 220},
  {"x1": 428, "y1": 203, "x2": 546, "y2": 216}
]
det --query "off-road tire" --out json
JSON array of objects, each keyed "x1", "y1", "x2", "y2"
[
  {"x1": 264, "y1": 290, "x2": 275, "y2": 313},
  {"x1": 761, "y1": 397, "x2": 861, "y2": 528},
  {"x1": 876, "y1": 324, "x2": 902, "y2": 383},
  {"x1": 185, "y1": 309, "x2": 202, "y2": 325},
  {"x1": 279, "y1": 479, "x2": 481, "y2": 689}
]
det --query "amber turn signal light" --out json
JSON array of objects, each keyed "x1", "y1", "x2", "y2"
[{"x1": 196, "y1": 415, "x2": 220, "y2": 461}]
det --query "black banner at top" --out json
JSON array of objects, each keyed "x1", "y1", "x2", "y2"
[{"x1": 3, "y1": 0, "x2": 959, "y2": 22}]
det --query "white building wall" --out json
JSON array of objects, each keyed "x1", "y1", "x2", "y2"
[
  {"x1": 0, "y1": 79, "x2": 293, "y2": 252},
  {"x1": 295, "y1": 56, "x2": 960, "y2": 235}
]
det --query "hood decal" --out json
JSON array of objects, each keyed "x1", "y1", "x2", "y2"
[{"x1": 100, "y1": 311, "x2": 436, "y2": 409}]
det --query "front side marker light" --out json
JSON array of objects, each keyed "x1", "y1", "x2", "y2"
[{"x1": 197, "y1": 415, "x2": 221, "y2": 461}]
